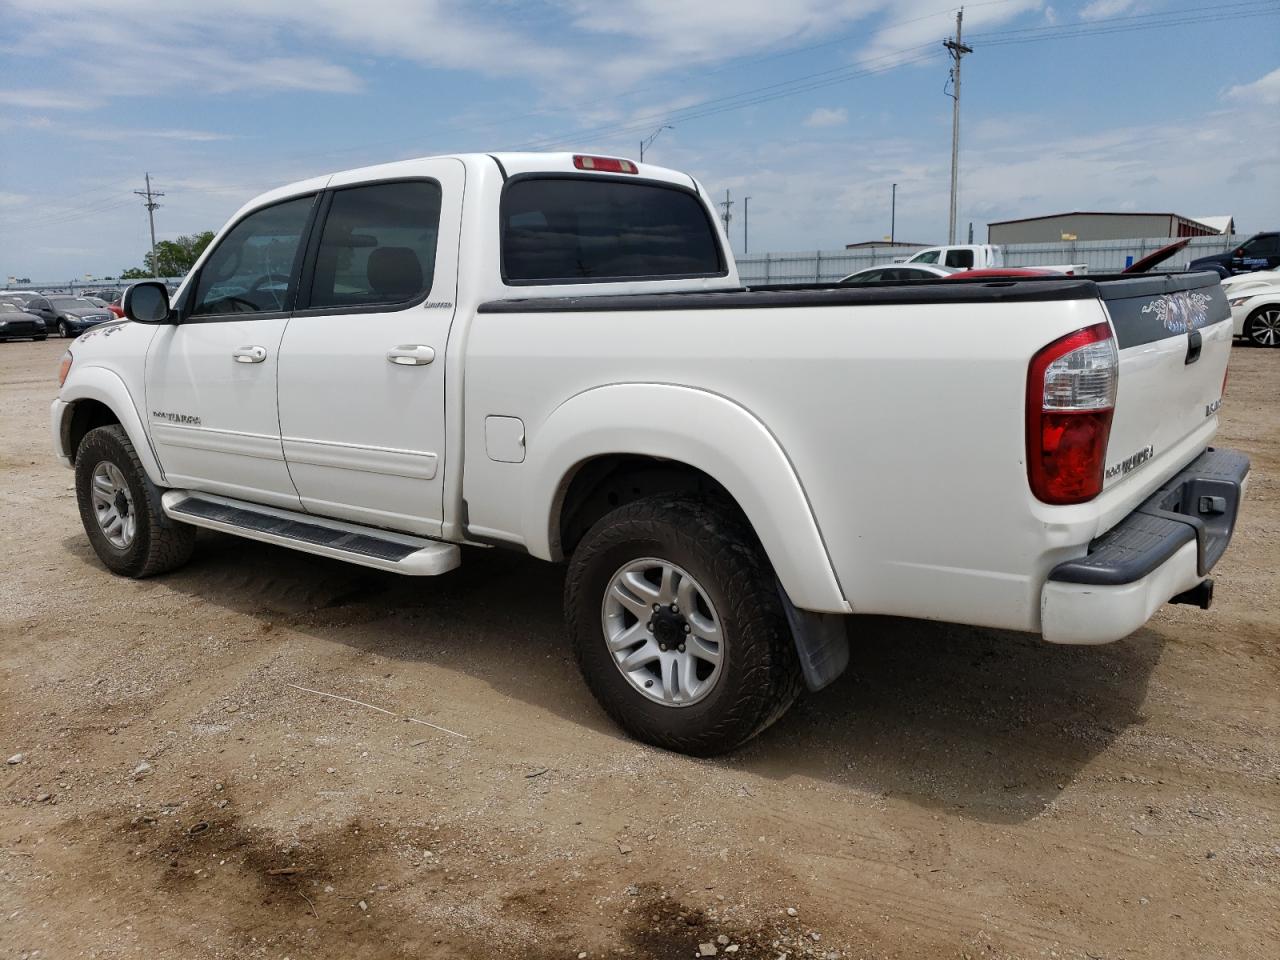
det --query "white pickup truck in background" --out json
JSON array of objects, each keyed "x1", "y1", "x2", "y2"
[
  {"x1": 52, "y1": 152, "x2": 1248, "y2": 755},
  {"x1": 901, "y1": 242, "x2": 1089, "y2": 275}
]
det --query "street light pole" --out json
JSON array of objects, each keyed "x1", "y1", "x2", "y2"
[
  {"x1": 639, "y1": 125, "x2": 673, "y2": 163},
  {"x1": 743, "y1": 196, "x2": 751, "y2": 254},
  {"x1": 891, "y1": 182, "x2": 897, "y2": 244}
]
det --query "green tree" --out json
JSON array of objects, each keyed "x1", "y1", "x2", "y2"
[{"x1": 119, "y1": 231, "x2": 215, "y2": 279}]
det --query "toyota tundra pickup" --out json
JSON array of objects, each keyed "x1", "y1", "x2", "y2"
[{"x1": 51, "y1": 152, "x2": 1249, "y2": 755}]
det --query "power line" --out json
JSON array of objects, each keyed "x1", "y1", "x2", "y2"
[{"x1": 3, "y1": 0, "x2": 1275, "y2": 235}]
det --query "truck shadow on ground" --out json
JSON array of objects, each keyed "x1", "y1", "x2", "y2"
[{"x1": 61, "y1": 529, "x2": 1163, "y2": 826}]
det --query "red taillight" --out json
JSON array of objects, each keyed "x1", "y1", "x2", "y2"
[
  {"x1": 1026, "y1": 322, "x2": 1118, "y2": 504},
  {"x1": 572, "y1": 154, "x2": 638, "y2": 174}
]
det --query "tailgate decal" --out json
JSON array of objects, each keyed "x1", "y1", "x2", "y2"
[
  {"x1": 1101, "y1": 275, "x2": 1229, "y2": 349},
  {"x1": 1140, "y1": 290, "x2": 1213, "y2": 335}
]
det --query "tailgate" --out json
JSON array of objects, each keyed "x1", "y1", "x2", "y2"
[{"x1": 1099, "y1": 272, "x2": 1231, "y2": 492}]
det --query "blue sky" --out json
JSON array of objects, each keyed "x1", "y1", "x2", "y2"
[{"x1": 1, "y1": 0, "x2": 1277, "y2": 281}]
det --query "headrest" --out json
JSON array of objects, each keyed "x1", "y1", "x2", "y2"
[{"x1": 367, "y1": 246, "x2": 423, "y2": 299}]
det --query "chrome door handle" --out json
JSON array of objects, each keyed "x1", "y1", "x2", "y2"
[
  {"x1": 386, "y1": 345, "x2": 435, "y2": 366},
  {"x1": 233, "y1": 346, "x2": 267, "y2": 363}
]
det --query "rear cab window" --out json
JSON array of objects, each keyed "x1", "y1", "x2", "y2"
[{"x1": 500, "y1": 176, "x2": 726, "y2": 285}]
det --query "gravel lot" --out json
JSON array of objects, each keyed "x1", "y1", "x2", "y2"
[{"x1": 1, "y1": 337, "x2": 1276, "y2": 960}]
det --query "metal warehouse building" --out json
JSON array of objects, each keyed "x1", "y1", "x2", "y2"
[{"x1": 988, "y1": 212, "x2": 1230, "y2": 244}]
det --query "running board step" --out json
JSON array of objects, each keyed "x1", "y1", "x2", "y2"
[{"x1": 160, "y1": 492, "x2": 460, "y2": 576}]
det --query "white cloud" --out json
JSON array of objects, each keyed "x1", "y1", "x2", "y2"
[
  {"x1": 1080, "y1": 0, "x2": 1138, "y2": 20},
  {"x1": 1224, "y1": 66, "x2": 1280, "y2": 106},
  {"x1": 804, "y1": 107, "x2": 848, "y2": 127},
  {"x1": 74, "y1": 128, "x2": 237, "y2": 142},
  {"x1": 0, "y1": 89, "x2": 98, "y2": 110},
  {"x1": 679, "y1": 103, "x2": 1279, "y2": 254}
]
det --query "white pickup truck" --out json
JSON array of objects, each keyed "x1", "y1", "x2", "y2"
[
  {"x1": 901, "y1": 243, "x2": 1089, "y2": 275},
  {"x1": 52, "y1": 152, "x2": 1249, "y2": 755}
]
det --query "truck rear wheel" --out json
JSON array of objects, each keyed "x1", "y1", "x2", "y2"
[
  {"x1": 564, "y1": 495, "x2": 802, "y2": 756},
  {"x1": 74, "y1": 424, "x2": 196, "y2": 578}
]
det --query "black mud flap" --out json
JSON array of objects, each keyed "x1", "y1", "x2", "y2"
[{"x1": 777, "y1": 583, "x2": 849, "y2": 692}]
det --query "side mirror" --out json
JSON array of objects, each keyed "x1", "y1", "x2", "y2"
[
  {"x1": 122, "y1": 281, "x2": 171, "y2": 324},
  {"x1": 1233, "y1": 248, "x2": 1245, "y2": 258}
]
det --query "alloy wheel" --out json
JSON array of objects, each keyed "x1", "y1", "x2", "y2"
[
  {"x1": 1249, "y1": 308, "x2": 1280, "y2": 347},
  {"x1": 601, "y1": 558, "x2": 725, "y2": 706},
  {"x1": 89, "y1": 460, "x2": 136, "y2": 549}
]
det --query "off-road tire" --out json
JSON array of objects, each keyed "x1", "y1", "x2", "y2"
[
  {"x1": 74, "y1": 424, "x2": 195, "y2": 578},
  {"x1": 565, "y1": 495, "x2": 803, "y2": 756}
]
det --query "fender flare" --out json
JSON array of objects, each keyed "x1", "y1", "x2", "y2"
[
  {"x1": 57, "y1": 365, "x2": 166, "y2": 485},
  {"x1": 521, "y1": 383, "x2": 849, "y2": 614}
]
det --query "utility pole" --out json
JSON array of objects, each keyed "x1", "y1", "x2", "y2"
[
  {"x1": 719, "y1": 189, "x2": 734, "y2": 239},
  {"x1": 743, "y1": 196, "x2": 751, "y2": 254},
  {"x1": 134, "y1": 173, "x2": 164, "y2": 277},
  {"x1": 639, "y1": 125, "x2": 672, "y2": 163},
  {"x1": 943, "y1": 9, "x2": 972, "y2": 245},
  {"x1": 891, "y1": 182, "x2": 897, "y2": 244}
]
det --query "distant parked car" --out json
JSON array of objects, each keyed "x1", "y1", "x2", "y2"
[
  {"x1": 79, "y1": 295, "x2": 110, "y2": 309},
  {"x1": 839, "y1": 264, "x2": 957, "y2": 283},
  {"x1": 24, "y1": 295, "x2": 115, "y2": 338},
  {"x1": 106, "y1": 292, "x2": 126, "y2": 318},
  {"x1": 0, "y1": 292, "x2": 38, "y2": 309},
  {"x1": 1227, "y1": 282, "x2": 1280, "y2": 347},
  {"x1": 0, "y1": 301, "x2": 48, "y2": 341},
  {"x1": 1188, "y1": 232, "x2": 1280, "y2": 278}
]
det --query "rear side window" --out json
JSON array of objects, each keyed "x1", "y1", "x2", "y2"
[
  {"x1": 944, "y1": 249, "x2": 975, "y2": 268},
  {"x1": 501, "y1": 177, "x2": 724, "y2": 284},
  {"x1": 308, "y1": 181, "x2": 441, "y2": 309}
]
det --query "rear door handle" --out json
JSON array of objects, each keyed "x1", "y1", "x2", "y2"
[
  {"x1": 233, "y1": 345, "x2": 267, "y2": 363},
  {"x1": 386, "y1": 345, "x2": 435, "y2": 366}
]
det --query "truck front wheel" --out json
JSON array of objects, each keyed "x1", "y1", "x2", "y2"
[
  {"x1": 564, "y1": 495, "x2": 802, "y2": 756},
  {"x1": 74, "y1": 424, "x2": 196, "y2": 578}
]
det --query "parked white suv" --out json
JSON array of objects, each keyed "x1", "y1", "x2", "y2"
[{"x1": 52, "y1": 152, "x2": 1248, "y2": 754}]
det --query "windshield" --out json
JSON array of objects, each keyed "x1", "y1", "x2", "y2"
[
  {"x1": 52, "y1": 297, "x2": 97, "y2": 310},
  {"x1": 0, "y1": 302, "x2": 20, "y2": 313}
]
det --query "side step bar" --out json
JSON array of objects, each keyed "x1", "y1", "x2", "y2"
[{"x1": 160, "y1": 491, "x2": 460, "y2": 576}]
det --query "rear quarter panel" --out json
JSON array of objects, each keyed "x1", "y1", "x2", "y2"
[{"x1": 463, "y1": 289, "x2": 1119, "y2": 632}]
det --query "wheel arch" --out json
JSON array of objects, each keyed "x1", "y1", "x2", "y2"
[
  {"x1": 523, "y1": 383, "x2": 849, "y2": 613},
  {"x1": 58, "y1": 366, "x2": 166, "y2": 484}
]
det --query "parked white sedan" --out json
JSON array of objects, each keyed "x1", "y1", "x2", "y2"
[
  {"x1": 1222, "y1": 269, "x2": 1280, "y2": 296},
  {"x1": 1227, "y1": 282, "x2": 1280, "y2": 347},
  {"x1": 839, "y1": 264, "x2": 958, "y2": 283}
]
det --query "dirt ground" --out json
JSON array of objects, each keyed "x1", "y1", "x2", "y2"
[{"x1": 1, "y1": 337, "x2": 1276, "y2": 960}]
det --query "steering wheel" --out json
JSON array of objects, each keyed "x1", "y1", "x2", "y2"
[{"x1": 247, "y1": 275, "x2": 284, "y2": 310}]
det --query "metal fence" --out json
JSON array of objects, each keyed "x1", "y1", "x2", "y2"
[
  {"x1": 1, "y1": 278, "x2": 186, "y2": 296},
  {"x1": 3, "y1": 234, "x2": 1243, "y2": 293},
  {"x1": 736, "y1": 235, "x2": 1242, "y2": 284}
]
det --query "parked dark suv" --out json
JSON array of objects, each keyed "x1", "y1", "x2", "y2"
[{"x1": 1188, "y1": 232, "x2": 1280, "y2": 278}]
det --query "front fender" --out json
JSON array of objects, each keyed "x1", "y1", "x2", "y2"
[
  {"x1": 522, "y1": 383, "x2": 849, "y2": 614},
  {"x1": 55, "y1": 365, "x2": 165, "y2": 485}
]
